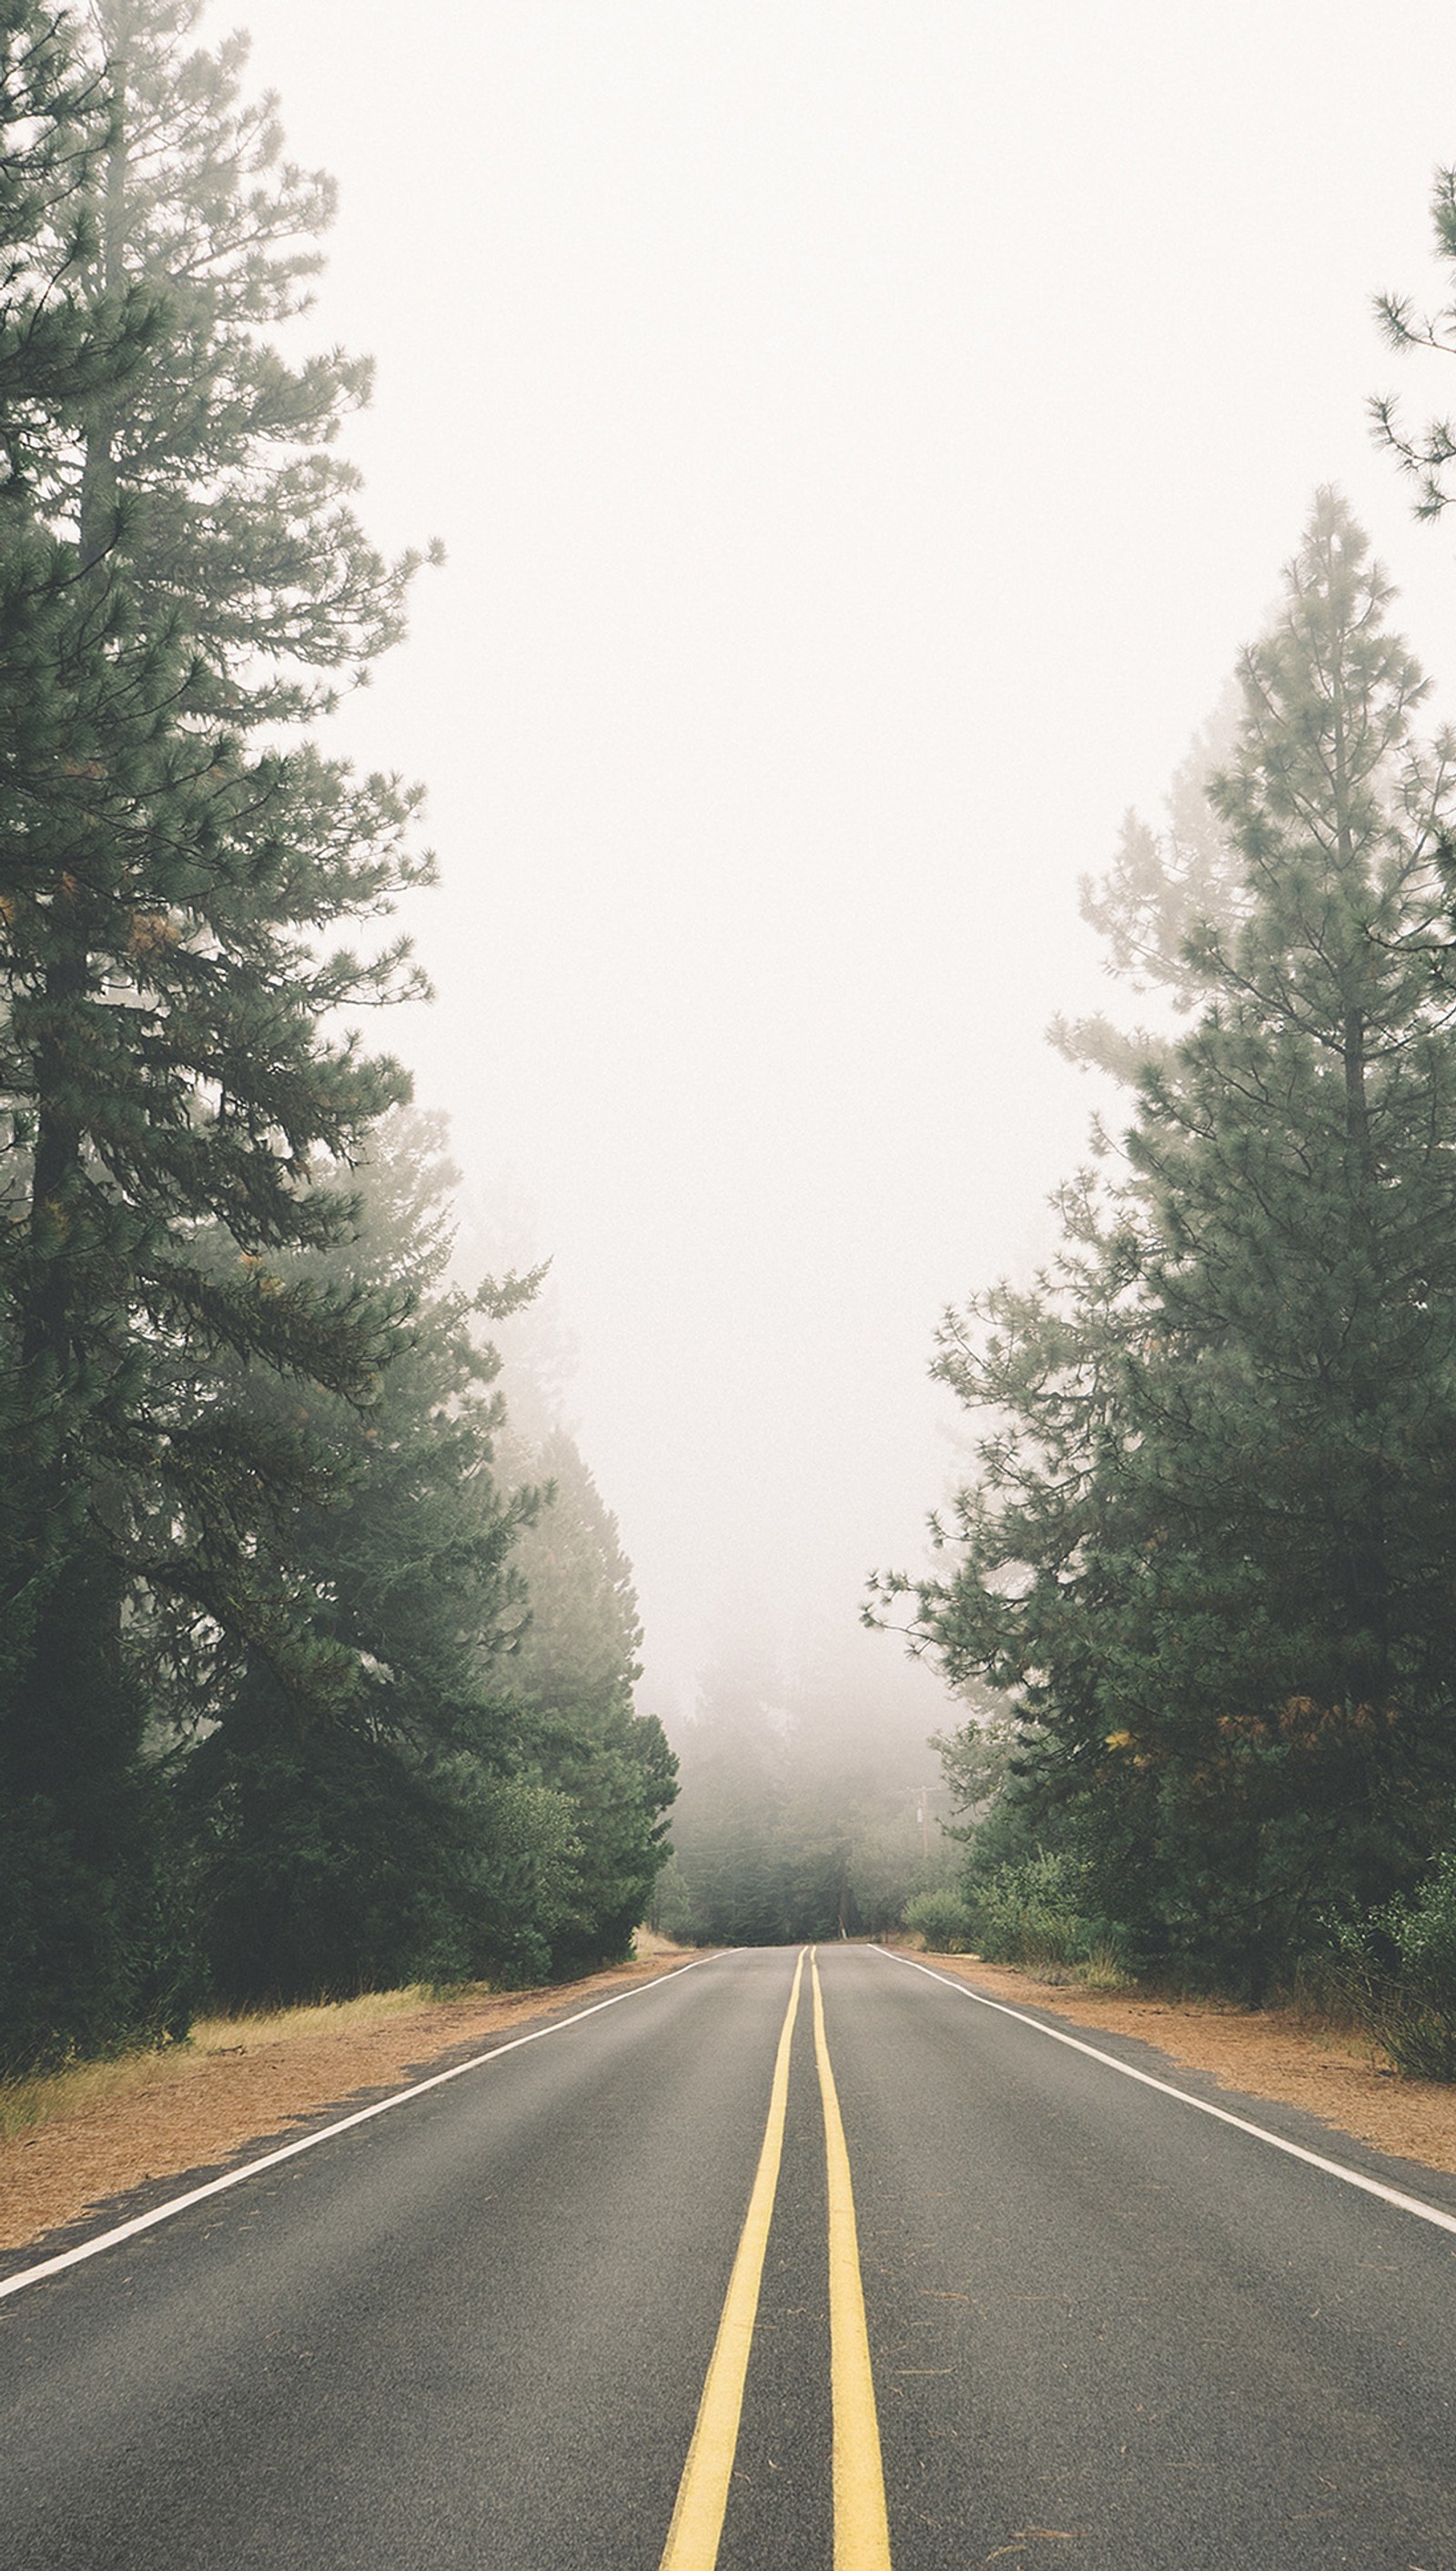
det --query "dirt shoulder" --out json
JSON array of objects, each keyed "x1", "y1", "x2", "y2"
[
  {"x1": 0, "y1": 1945, "x2": 696, "y2": 2259},
  {"x1": 13, "y1": 1939, "x2": 1455, "y2": 2267},
  {"x1": 901, "y1": 1944, "x2": 1456, "y2": 2179}
]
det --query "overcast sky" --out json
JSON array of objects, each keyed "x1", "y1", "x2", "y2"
[{"x1": 224, "y1": 0, "x2": 1456, "y2": 1726}]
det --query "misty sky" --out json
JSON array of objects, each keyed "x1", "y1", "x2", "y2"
[{"x1": 224, "y1": 0, "x2": 1456, "y2": 1723}]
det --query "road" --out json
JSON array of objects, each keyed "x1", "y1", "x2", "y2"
[{"x1": 2, "y1": 1944, "x2": 1455, "y2": 2569}]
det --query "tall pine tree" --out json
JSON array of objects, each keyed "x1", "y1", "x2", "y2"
[
  {"x1": 0, "y1": 0, "x2": 433, "y2": 2063},
  {"x1": 884, "y1": 493, "x2": 1456, "y2": 1999},
  {"x1": 167, "y1": 1110, "x2": 580, "y2": 2003}
]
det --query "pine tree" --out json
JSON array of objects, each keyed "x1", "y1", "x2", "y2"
[
  {"x1": 0, "y1": 0, "x2": 432, "y2": 2062},
  {"x1": 666, "y1": 1650, "x2": 792, "y2": 1947},
  {"x1": 885, "y1": 493, "x2": 1456, "y2": 1999},
  {"x1": 1047, "y1": 693, "x2": 1244, "y2": 1086},
  {"x1": 166, "y1": 1110, "x2": 587, "y2": 2002},
  {"x1": 0, "y1": 0, "x2": 194, "y2": 2065},
  {"x1": 0, "y1": 0, "x2": 167, "y2": 507},
  {"x1": 1373, "y1": 167, "x2": 1456, "y2": 519},
  {"x1": 502, "y1": 1431, "x2": 677, "y2": 1971}
]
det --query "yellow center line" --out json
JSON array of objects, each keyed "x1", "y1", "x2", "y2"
[
  {"x1": 658, "y1": 1948, "x2": 807, "y2": 2571},
  {"x1": 811, "y1": 1947, "x2": 894, "y2": 2571}
]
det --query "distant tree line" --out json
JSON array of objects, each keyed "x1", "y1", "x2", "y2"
[
  {"x1": 656, "y1": 1644, "x2": 955, "y2": 1947},
  {"x1": 0, "y1": 0, "x2": 672, "y2": 2073}
]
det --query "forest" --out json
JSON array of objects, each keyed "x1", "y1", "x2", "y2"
[
  {"x1": 664, "y1": 166, "x2": 1456, "y2": 2073},
  {"x1": 653, "y1": 1638, "x2": 958, "y2": 1948},
  {"x1": 0, "y1": 0, "x2": 674, "y2": 2072},
  {"x1": 13, "y1": 0, "x2": 1456, "y2": 2094}
]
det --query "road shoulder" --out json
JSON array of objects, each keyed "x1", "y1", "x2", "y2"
[
  {"x1": 0, "y1": 1951, "x2": 698, "y2": 2272},
  {"x1": 898, "y1": 1942, "x2": 1456, "y2": 2187}
]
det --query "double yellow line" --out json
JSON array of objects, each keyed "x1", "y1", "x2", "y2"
[{"x1": 658, "y1": 1948, "x2": 893, "y2": 2571}]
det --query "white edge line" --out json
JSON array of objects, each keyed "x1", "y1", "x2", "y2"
[
  {"x1": 874, "y1": 1946, "x2": 1456, "y2": 2242},
  {"x1": 0, "y1": 1956, "x2": 719, "y2": 2303}
]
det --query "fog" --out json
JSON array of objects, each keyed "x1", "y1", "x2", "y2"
[{"x1": 225, "y1": 0, "x2": 1456, "y2": 1731}]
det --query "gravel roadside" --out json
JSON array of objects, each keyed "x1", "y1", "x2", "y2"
[
  {"x1": 0, "y1": 1948, "x2": 697, "y2": 2262},
  {"x1": 904, "y1": 1944, "x2": 1456, "y2": 2179},
  {"x1": 8, "y1": 1938, "x2": 1456, "y2": 2268}
]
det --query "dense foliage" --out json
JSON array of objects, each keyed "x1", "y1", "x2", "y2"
[
  {"x1": 885, "y1": 491, "x2": 1456, "y2": 2005},
  {"x1": 500, "y1": 1429, "x2": 677, "y2": 1975},
  {"x1": 0, "y1": 1, "x2": 672, "y2": 2069}
]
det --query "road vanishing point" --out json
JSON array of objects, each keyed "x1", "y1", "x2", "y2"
[{"x1": 3, "y1": 1944, "x2": 1455, "y2": 2569}]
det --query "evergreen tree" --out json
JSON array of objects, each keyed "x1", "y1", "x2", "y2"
[
  {"x1": 0, "y1": 0, "x2": 431, "y2": 2063},
  {"x1": 503, "y1": 1431, "x2": 677, "y2": 1971},
  {"x1": 1047, "y1": 694, "x2": 1244, "y2": 1086},
  {"x1": 0, "y1": 0, "x2": 157, "y2": 502},
  {"x1": 1373, "y1": 167, "x2": 1456, "y2": 519},
  {"x1": 666, "y1": 1653, "x2": 789, "y2": 1946},
  {"x1": 167, "y1": 1111, "x2": 581, "y2": 2001},
  {"x1": 0, "y1": 0, "x2": 191, "y2": 2066},
  {"x1": 883, "y1": 493, "x2": 1456, "y2": 2000}
]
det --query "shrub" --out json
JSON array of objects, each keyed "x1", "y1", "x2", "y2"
[
  {"x1": 904, "y1": 1888, "x2": 976, "y2": 1952},
  {"x1": 965, "y1": 1850, "x2": 1125, "y2": 1980},
  {"x1": 1330, "y1": 1853, "x2": 1456, "y2": 2080}
]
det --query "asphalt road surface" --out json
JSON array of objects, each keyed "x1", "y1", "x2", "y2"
[{"x1": 3, "y1": 1943, "x2": 1455, "y2": 2570}]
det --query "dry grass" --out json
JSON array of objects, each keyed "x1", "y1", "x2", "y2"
[
  {"x1": 0, "y1": 1986, "x2": 442, "y2": 2147},
  {"x1": 0, "y1": 1946, "x2": 695, "y2": 2253}
]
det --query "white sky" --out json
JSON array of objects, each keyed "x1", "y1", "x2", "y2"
[{"x1": 226, "y1": 0, "x2": 1456, "y2": 1725}]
